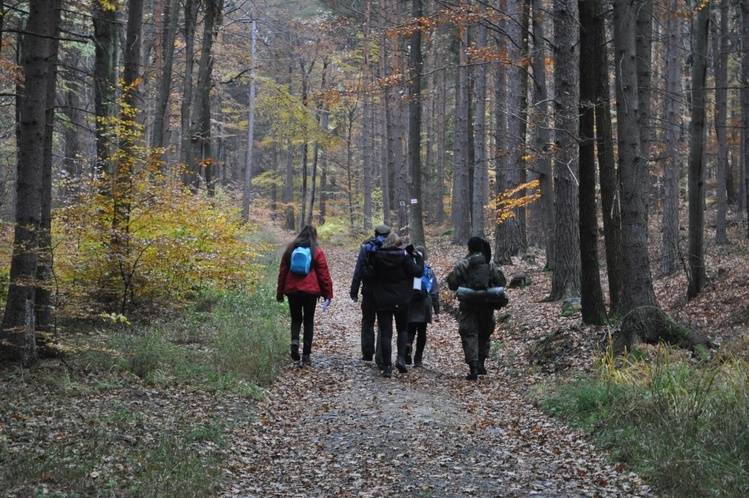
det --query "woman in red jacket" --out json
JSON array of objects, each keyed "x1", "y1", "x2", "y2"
[{"x1": 276, "y1": 225, "x2": 334, "y2": 366}]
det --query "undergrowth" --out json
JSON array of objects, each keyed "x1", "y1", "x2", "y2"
[
  {"x1": 0, "y1": 228, "x2": 288, "y2": 497},
  {"x1": 533, "y1": 346, "x2": 749, "y2": 497}
]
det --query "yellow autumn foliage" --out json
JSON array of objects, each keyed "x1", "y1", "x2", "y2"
[{"x1": 53, "y1": 168, "x2": 266, "y2": 318}]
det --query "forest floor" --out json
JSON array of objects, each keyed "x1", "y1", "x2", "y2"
[
  {"x1": 219, "y1": 220, "x2": 748, "y2": 497},
  {"x1": 2, "y1": 219, "x2": 746, "y2": 497}
]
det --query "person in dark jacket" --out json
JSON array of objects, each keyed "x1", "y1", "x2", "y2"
[
  {"x1": 368, "y1": 232, "x2": 424, "y2": 378},
  {"x1": 446, "y1": 237, "x2": 506, "y2": 380},
  {"x1": 277, "y1": 225, "x2": 334, "y2": 366},
  {"x1": 350, "y1": 224, "x2": 390, "y2": 364},
  {"x1": 406, "y1": 246, "x2": 440, "y2": 367}
]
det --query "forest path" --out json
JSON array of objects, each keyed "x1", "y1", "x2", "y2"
[{"x1": 221, "y1": 242, "x2": 655, "y2": 497}]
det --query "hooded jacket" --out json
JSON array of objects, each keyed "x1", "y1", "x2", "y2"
[{"x1": 368, "y1": 246, "x2": 424, "y2": 311}]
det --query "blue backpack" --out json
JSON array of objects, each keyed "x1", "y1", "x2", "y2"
[
  {"x1": 415, "y1": 266, "x2": 434, "y2": 298},
  {"x1": 290, "y1": 246, "x2": 312, "y2": 275}
]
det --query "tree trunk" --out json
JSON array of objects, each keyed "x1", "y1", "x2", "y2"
[
  {"x1": 659, "y1": 0, "x2": 683, "y2": 277},
  {"x1": 612, "y1": 0, "x2": 711, "y2": 352},
  {"x1": 241, "y1": 20, "x2": 257, "y2": 223},
  {"x1": 593, "y1": 0, "x2": 623, "y2": 314},
  {"x1": 547, "y1": 0, "x2": 581, "y2": 301},
  {"x1": 530, "y1": 0, "x2": 554, "y2": 269},
  {"x1": 1, "y1": 0, "x2": 61, "y2": 366},
  {"x1": 452, "y1": 26, "x2": 471, "y2": 244},
  {"x1": 497, "y1": 0, "x2": 529, "y2": 259},
  {"x1": 36, "y1": 0, "x2": 63, "y2": 345},
  {"x1": 191, "y1": 0, "x2": 222, "y2": 194},
  {"x1": 687, "y1": 1, "x2": 710, "y2": 299},
  {"x1": 743, "y1": 0, "x2": 749, "y2": 235},
  {"x1": 362, "y1": 0, "x2": 373, "y2": 231},
  {"x1": 578, "y1": 0, "x2": 607, "y2": 324},
  {"x1": 151, "y1": 0, "x2": 179, "y2": 152},
  {"x1": 180, "y1": 0, "x2": 197, "y2": 186},
  {"x1": 714, "y1": 0, "x2": 730, "y2": 245},
  {"x1": 471, "y1": 21, "x2": 488, "y2": 239},
  {"x1": 92, "y1": 0, "x2": 118, "y2": 180},
  {"x1": 408, "y1": 0, "x2": 425, "y2": 245}
]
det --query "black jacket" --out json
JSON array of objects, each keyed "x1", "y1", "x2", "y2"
[{"x1": 369, "y1": 246, "x2": 424, "y2": 311}]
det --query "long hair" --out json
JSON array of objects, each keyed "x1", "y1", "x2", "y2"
[
  {"x1": 283, "y1": 225, "x2": 319, "y2": 262},
  {"x1": 383, "y1": 232, "x2": 402, "y2": 248}
]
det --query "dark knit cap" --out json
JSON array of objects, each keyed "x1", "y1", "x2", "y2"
[{"x1": 375, "y1": 224, "x2": 391, "y2": 236}]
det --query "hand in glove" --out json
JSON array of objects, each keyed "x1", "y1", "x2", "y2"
[
  {"x1": 405, "y1": 244, "x2": 415, "y2": 255},
  {"x1": 350, "y1": 291, "x2": 358, "y2": 302},
  {"x1": 322, "y1": 299, "x2": 331, "y2": 311}
]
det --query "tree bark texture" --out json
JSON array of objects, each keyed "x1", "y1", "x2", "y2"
[
  {"x1": 659, "y1": 0, "x2": 683, "y2": 277},
  {"x1": 687, "y1": 1, "x2": 709, "y2": 299},
  {"x1": 408, "y1": 0, "x2": 425, "y2": 245},
  {"x1": 452, "y1": 26, "x2": 471, "y2": 244},
  {"x1": 1, "y1": 0, "x2": 61, "y2": 366},
  {"x1": 592, "y1": 0, "x2": 623, "y2": 314},
  {"x1": 713, "y1": 0, "x2": 730, "y2": 245},
  {"x1": 548, "y1": 0, "x2": 581, "y2": 301},
  {"x1": 578, "y1": 0, "x2": 607, "y2": 324}
]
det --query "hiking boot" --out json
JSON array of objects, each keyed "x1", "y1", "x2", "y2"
[
  {"x1": 478, "y1": 358, "x2": 487, "y2": 376},
  {"x1": 414, "y1": 360, "x2": 423, "y2": 368},
  {"x1": 382, "y1": 366, "x2": 393, "y2": 378},
  {"x1": 290, "y1": 341, "x2": 300, "y2": 361},
  {"x1": 361, "y1": 354, "x2": 373, "y2": 362},
  {"x1": 396, "y1": 356, "x2": 408, "y2": 374},
  {"x1": 302, "y1": 354, "x2": 311, "y2": 366},
  {"x1": 404, "y1": 344, "x2": 412, "y2": 365},
  {"x1": 466, "y1": 361, "x2": 479, "y2": 381}
]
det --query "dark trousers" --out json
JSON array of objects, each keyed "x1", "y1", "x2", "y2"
[
  {"x1": 360, "y1": 293, "x2": 382, "y2": 363},
  {"x1": 287, "y1": 293, "x2": 318, "y2": 355},
  {"x1": 457, "y1": 306, "x2": 495, "y2": 364},
  {"x1": 376, "y1": 308, "x2": 409, "y2": 367},
  {"x1": 407, "y1": 322, "x2": 427, "y2": 362}
]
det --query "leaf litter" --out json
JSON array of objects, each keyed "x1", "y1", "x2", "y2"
[{"x1": 221, "y1": 241, "x2": 661, "y2": 497}]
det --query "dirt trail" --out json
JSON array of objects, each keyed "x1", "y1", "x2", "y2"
[{"x1": 222, "y1": 244, "x2": 655, "y2": 497}]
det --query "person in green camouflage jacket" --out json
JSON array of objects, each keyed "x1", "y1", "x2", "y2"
[{"x1": 446, "y1": 237, "x2": 506, "y2": 380}]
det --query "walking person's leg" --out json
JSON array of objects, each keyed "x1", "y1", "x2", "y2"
[
  {"x1": 376, "y1": 309, "x2": 394, "y2": 377},
  {"x1": 414, "y1": 322, "x2": 427, "y2": 366},
  {"x1": 300, "y1": 294, "x2": 318, "y2": 365},
  {"x1": 287, "y1": 293, "x2": 304, "y2": 361},
  {"x1": 394, "y1": 308, "x2": 410, "y2": 373}
]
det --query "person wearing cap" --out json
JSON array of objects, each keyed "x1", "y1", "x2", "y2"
[
  {"x1": 406, "y1": 245, "x2": 440, "y2": 367},
  {"x1": 350, "y1": 224, "x2": 391, "y2": 364},
  {"x1": 446, "y1": 237, "x2": 506, "y2": 380}
]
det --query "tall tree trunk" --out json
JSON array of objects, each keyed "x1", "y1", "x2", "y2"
[
  {"x1": 241, "y1": 19, "x2": 257, "y2": 223},
  {"x1": 593, "y1": 0, "x2": 623, "y2": 314},
  {"x1": 151, "y1": 0, "x2": 179, "y2": 153},
  {"x1": 92, "y1": 0, "x2": 118, "y2": 180},
  {"x1": 1, "y1": 0, "x2": 61, "y2": 366},
  {"x1": 530, "y1": 0, "x2": 554, "y2": 269},
  {"x1": 578, "y1": 0, "x2": 607, "y2": 324},
  {"x1": 471, "y1": 21, "x2": 488, "y2": 239},
  {"x1": 408, "y1": 0, "x2": 425, "y2": 245},
  {"x1": 435, "y1": 58, "x2": 447, "y2": 226},
  {"x1": 452, "y1": 26, "x2": 471, "y2": 244},
  {"x1": 180, "y1": 0, "x2": 198, "y2": 186},
  {"x1": 499, "y1": 0, "x2": 529, "y2": 259},
  {"x1": 687, "y1": 1, "x2": 710, "y2": 299},
  {"x1": 739, "y1": 0, "x2": 749, "y2": 231},
  {"x1": 362, "y1": 0, "x2": 373, "y2": 231},
  {"x1": 743, "y1": 0, "x2": 749, "y2": 234},
  {"x1": 547, "y1": 0, "x2": 581, "y2": 301},
  {"x1": 612, "y1": 0, "x2": 709, "y2": 351},
  {"x1": 36, "y1": 0, "x2": 63, "y2": 345},
  {"x1": 191, "y1": 0, "x2": 222, "y2": 195},
  {"x1": 714, "y1": 0, "x2": 730, "y2": 245},
  {"x1": 659, "y1": 0, "x2": 683, "y2": 277}
]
